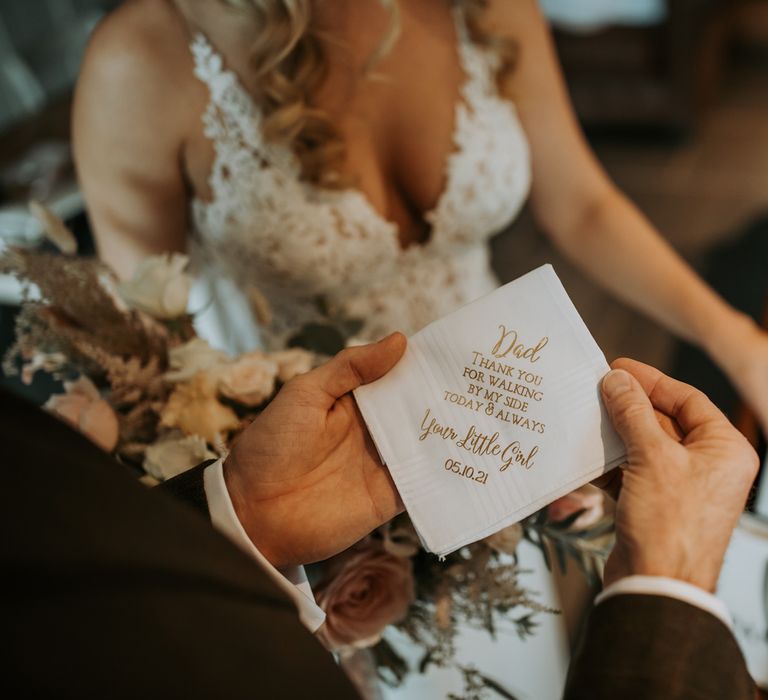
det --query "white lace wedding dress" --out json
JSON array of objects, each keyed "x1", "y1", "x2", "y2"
[{"x1": 188, "y1": 9, "x2": 530, "y2": 355}]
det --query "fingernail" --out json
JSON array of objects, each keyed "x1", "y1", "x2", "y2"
[
  {"x1": 380, "y1": 331, "x2": 404, "y2": 344},
  {"x1": 602, "y1": 369, "x2": 632, "y2": 398}
]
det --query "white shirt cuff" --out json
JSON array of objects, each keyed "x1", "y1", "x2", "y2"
[
  {"x1": 202, "y1": 459, "x2": 326, "y2": 633},
  {"x1": 596, "y1": 575, "x2": 732, "y2": 629}
]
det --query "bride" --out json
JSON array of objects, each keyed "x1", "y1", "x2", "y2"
[{"x1": 73, "y1": 0, "x2": 768, "y2": 432}]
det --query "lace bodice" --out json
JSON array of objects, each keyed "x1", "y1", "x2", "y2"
[{"x1": 188, "y1": 10, "x2": 531, "y2": 353}]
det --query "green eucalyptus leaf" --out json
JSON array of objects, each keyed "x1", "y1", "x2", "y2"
[
  {"x1": 418, "y1": 650, "x2": 435, "y2": 674},
  {"x1": 577, "y1": 520, "x2": 615, "y2": 540},
  {"x1": 554, "y1": 540, "x2": 568, "y2": 574},
  {"x1": 372, "y1": 637, "x2": 409, "y2": 687},
  {"x1": 478, "y1": 672, "x2": 520, "y2": 700},
  {"x1": 548, "y1": 508, "x2": 588, "y2": 531}
]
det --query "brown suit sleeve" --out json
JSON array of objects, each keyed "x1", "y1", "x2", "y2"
[
  {"x1": 2, "y1": 389, "x2": 359, "y2": 700},
  {"x1": 162, "y1": 461, "x2": 216, "y2": 517},
  {"x1": 565, "y1": 594, "x2": 756, "y2": 700}
]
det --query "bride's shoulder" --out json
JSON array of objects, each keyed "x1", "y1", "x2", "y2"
[
  {"x1": 476, "y1": 0, "x2": 546, "y2": 35},
  {"x1": 74, "y1": 0, "x2": 208, "y2": 142},
  {"x1": 78, "y1": 0, "x2": 194, "y2": 103}
]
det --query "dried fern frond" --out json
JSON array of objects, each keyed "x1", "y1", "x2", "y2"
[{"x1": 1, "y1": 247, "x2": 168, "y2": 365}]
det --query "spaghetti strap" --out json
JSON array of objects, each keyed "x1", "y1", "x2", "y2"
[{"x1": 189, "y1": 32, "x2": 275, "y2": 159}]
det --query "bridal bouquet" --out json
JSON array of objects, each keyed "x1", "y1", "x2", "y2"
[
  {"x1": 2, "y1": 206, "x2": 614, "y2": 700},
  {"x1": 1, "y1": 209, "x2": 315, "y2": 481}
]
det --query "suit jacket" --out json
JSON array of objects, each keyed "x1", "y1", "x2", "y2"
[
  {"x1": 2, "y1": 388, "x2": 357, "y2": 699},
  {"x1": 2, "y1": 388, "x2": 756, "y2": 699}
]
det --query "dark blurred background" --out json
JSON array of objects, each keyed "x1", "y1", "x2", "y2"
[{"x1": 0, "y1": 0, "x2": 767, "y2": 428}]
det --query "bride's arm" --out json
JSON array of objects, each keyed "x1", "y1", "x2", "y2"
[
  {"x1": 73, "y1": 3, "x2": 191, "y2": 280},
  {"x1": 483, "y1": 0, "x2": 768, "y2": 428}
]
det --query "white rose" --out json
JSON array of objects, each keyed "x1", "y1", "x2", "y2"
[
  {"x1": 143, "y1": 433, "x2": 217, "y2": 481},
  {"x1": 269, "y1": 348, "x2": 315, "y2": 383},
  {"x1": 165, "y1": 338, "x2": 230, "y2": 382},
  {"x1": 217, "y1": 355, "x2": 278, "y2": 407},
  {"x1": 119, "y1": 253, "x2": 192, "y2": 319}
]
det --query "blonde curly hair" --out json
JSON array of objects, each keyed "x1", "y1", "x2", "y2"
[{"x1": 220, "y1": 0, "x2": 516, "y2": 187}]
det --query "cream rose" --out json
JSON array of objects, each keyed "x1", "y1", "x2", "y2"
[
  {"x1": 119, "y1": 253, "x2": 192, "y2": 320},
  {"x1": 160, "y1": 373, "x2": 240, "y2": 443},
  {"x1": 547, "y1": 486, "x2": 605, "y2": 530},
  {"x1": 484, "y1": 523, "x2": 524, "y2": 555},
  {"x1": 165, "y1": 338, "x2": 230, "y2": 383},
  {"x1": 216, "y1": 355, "x2": 278, "y2": 407},
  {"x1": 143, "y1": 433, "x2": 217, "y2": 481},
  {"x1": 269, "y1": 348, "x2": 314, "y2": 383},
  {"x1": 315, "y1": 543, "x2": 415, "y2": 651},
  {"x1": 45, "y1": 377, "x2": 119, "y2": 452}
]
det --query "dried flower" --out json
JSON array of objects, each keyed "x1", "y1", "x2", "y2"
[
  {"x1": 160, "y1": 373, "x2": 240, "y2": 443},
  {"x1": 434, "y1": 591, "x2": 453, "y2": 631},
  {"x1": 269, "y1": 348, "x2": 315, "y2": 383},
  {"x1": 20, "y1": 351, "x2": 67, "y2": 385},
  {"x1": 216, "y1": 355, "x2": 278, "y2": 407},
  {"x1": 143, "y1": 433, "x2": 217, "y2": 481},
  {"x1": 28, "y1": 200, "x2": 77, "y2": 255},
  {"x1": 165, "y1": 338, "x2": 229, "y2": 382},
  {"x1": 45, "y1": 377, "x2": 119, "y2": 452},
  {"x1": 1, "y1": 250, "x2": 168, "y2": 364},
  {"x1": 548, "y1": 486, "x2": 605, "y2": 530},
  {"x1": 119, "y1": 253, "x2": 191, "y2": 319},
  {"x1": 484, "y1": 523, "x2": 524, "y2": 555},
  {"x1": 247, "y1": 286, "x2": 273, "y2": 327}
]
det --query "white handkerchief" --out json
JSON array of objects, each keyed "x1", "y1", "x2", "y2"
[{"x1": 354, "y1": 264, "x2": 626, "y2": 557}]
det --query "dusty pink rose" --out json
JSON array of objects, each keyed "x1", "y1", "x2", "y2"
[
  {"x1": 45, "y1": 377, "x2": 119, "y2": 452},
  {"x1": 315, "y1": 543, "x2": 415, "y2": 651},
  {"x1": 548, "y1": 486, "x2": 605, "y2": 530}
]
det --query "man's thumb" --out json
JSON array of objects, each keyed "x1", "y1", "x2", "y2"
[
  {"x1": 313, "y1": 332, "x2": 407, "y2": 403},
  {"x1": 602, "y1": 369, "x2": 666, "y2": 453}
]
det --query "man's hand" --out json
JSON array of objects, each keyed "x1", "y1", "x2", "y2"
[
  {"x1": 223, "y1": 333, "x2": 407, "y2": 569},
  {"x1": 599, "y1": 358, "x2": 759, "y2": 592}
]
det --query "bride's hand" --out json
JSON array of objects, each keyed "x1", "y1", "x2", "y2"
[
  {"x1": 223, "y1": 333, "x2": 407, "y2": 569},
  {"x1": 714, "y1": 319, "x2": 768, "y2": 438}
]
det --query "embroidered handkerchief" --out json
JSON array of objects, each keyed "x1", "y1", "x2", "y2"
[{"x1": 354, "y1": 264, "x2": 626, "y2": 557}]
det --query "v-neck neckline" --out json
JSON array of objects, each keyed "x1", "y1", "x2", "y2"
[{"x1": 191, "y1": 7, "x2": 478, "y2": 254}]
